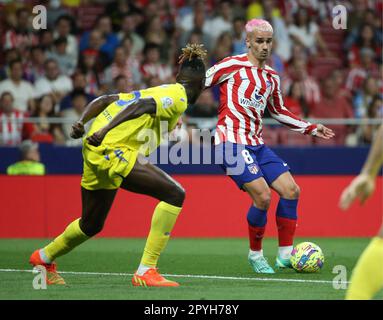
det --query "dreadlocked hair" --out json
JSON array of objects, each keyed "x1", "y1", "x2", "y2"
[
  {"x1": 178, "y1": 43, "x2": 207, "y2": 64},
  {"x1": 178, "y1": 43, "x2": 207, "y2": 74}
]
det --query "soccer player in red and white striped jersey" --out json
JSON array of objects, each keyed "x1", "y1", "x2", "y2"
[{"x1": 205, "y1": 19, "x2": 334, "y2": 273}]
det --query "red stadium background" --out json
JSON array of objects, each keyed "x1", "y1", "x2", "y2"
[{"x1": 1, "y1": 175, "x2": 381, "y2": 238}]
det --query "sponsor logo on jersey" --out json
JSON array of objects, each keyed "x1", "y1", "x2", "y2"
[
  {"x1": 239, "y1": 97, "x2": 263, "y2": 109},
  {"x1": 248, "y1": 163, "x2": 259, "y2": 174},
  {"x1": 161, "y1": 97, "x2": 173, "y2": 109}
]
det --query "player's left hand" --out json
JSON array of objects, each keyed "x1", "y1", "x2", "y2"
[
  {"x1": 339, "y1": 173, "x2": 376, "y2": 210},
  {"x1": 315, "y1": 124, "x2": 335, "y2": 140},
  {"x1": 70, "y1": 121, "x2": 85, "y2": 139},
  {"x1": 86, "y1": 128, "x2": 108, "y2": 147}
]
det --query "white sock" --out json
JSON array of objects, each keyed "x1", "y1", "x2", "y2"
[
  {"x1": 136, "y1": 264, "x2": 152, "y2": 276},
  {"x1": 249, "y1": 249, "x2": 263, "y2": 258},
  {"x1": 278, "y1": 246, "x2": 293, "y2": 260},
  {"x1": 39, "y1": 249, "x2": 52, "y2": 264}
]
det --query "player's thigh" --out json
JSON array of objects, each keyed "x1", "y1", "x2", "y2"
[
  {"x1": 243, "y1": 177, "x2": 271, "y2": 209},
  {"x1": 218, "y1": 142, "x2": 265, "y2": 189},
  {"x1": 80, "y1": 187, "x2": 118, "y2": 231},
  {"x1": 120, "y1": 157, "x2": 185, "y2": 206},
  {"x1": 270, "y1": 171, "x2": 300, "y2": 199}
]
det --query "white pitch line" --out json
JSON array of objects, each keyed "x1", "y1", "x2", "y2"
[{"x1": 0, "y1": 268, "x2": 349, "y2": 285}]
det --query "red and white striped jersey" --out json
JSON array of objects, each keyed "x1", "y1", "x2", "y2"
[{"x1": 205, "y1": 54, "x2": 317, "y2": 145}]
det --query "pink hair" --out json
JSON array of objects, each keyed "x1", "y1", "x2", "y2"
[{"x1": 245, "y1": 19, "x2": 273, "y2": 33}]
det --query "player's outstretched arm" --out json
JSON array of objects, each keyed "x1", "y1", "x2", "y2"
[
  {"x1": 314, "y1": 124, "x2": 335, "y2": 140},
  {"x1": 70, "y1": 94, "x2": 119, "y2": 139},
  {"x1": 339, "y1": 123, "x2": 383, "y2": 210},
  {"x1": 86, "y1": 98, "x2": 157, "y2": 147}
]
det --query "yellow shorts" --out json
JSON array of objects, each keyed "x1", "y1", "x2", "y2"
[{"x1": 81, "y1": 144, "x2": 138, "y2": 190}]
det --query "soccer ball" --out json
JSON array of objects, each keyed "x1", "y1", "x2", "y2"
[{"x1": 290, "y1": 242, "x2": 324, "y2": 273}]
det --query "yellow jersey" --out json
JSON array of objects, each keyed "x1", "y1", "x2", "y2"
[{"x1": 85, "y1": 83, "x2": 187, "y2": 155}]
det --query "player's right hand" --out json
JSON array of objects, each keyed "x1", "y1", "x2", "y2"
[
  {"x1": 339, "y1": 174, "x2": 376, "y2": 210},
  {"x1": 70, "y1": 121, "x2": 85, "y2": 139},
  {"x1": 86, "y1": 128, "x2": 107, "y2": 147}
]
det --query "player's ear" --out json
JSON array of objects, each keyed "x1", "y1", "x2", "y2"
[{"x1": 245, "y1": 35, "x2": 251, "y2": 49}]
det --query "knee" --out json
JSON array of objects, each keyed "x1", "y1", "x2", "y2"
[
  {"x1": 166, "y1": 185, "x2": 186, "y2": 207},
  {"x1": 253, "y1": 190, "x2": 271, "y2": 210},
  {"x1": 281, "y1": 183, "x2": 300, "y2": 199},
  {"x1": 79, "y1": 218, "x2": 104, "y2": 237}
]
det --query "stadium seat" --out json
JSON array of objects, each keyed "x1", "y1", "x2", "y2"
[
  {"x1": 279, "y1": 128, "x2": 313, "y2": 146},
  {"x1": 76, "y1": 5, "x2": 105, "y2": 31},
  {"x1": 262, "y1": 127, "x2": 280, "y2": 145}
]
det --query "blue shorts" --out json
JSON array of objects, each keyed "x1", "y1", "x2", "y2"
[{"x1": 215, "y1": 142, "x2": 290, "y2": 189}]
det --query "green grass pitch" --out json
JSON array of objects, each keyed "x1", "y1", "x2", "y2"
[{"x1": 0, "y1": 238, "x2": 382, "y2": 300}]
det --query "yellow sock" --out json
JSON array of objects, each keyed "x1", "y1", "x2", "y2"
[
  {"x1": 346, "y1": 237, "x2": 383, "y2": 300},
  {"x1": 140, "y1": 201, "x2": 182, "y2": 267},
  {"x1": 44, "y1": 218, "x2": 89, "y2": 261}
]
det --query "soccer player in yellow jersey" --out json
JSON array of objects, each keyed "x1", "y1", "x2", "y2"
[
  {"x1": 29, "y1": 44, "x2": 207, "y2": 287},
  {"x1": 339, "y1": 123, "x2": 383, "y2": 299}
]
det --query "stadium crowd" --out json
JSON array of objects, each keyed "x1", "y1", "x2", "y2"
[{"x1": 0, "y1": 0, "x2": 382, "y2": 147}]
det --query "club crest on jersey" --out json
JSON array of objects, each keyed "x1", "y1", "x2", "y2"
[
  {"x1": 161, "y1": 97, "x2": 173, "y2": 109},
  {"x1": 248, "y1": 164, "x2": 259, "y2": 174}
]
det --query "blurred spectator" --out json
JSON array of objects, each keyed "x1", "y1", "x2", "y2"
[
  {"x1": 347, "y1": 24, "x2": 382, "y2": 67},
  {"x1": 78, "y1": 49, "x2": 107, "y2": 96},
  {"x1": 6, "y1": 140, "x2": 45, "y2": 175},
  {"x1": 208, "y1": 0, "x2": 233, "y2": 47},
  {"x1": 186, "y1": 89, "x2": 218, "y2": 117},
  {"x1": 262, "y1": 0, "x2": 292, "y2": 62},
  {"x1": 110, "y1": 75, "x2": 130, "y2": 94},
  {"x1": 24, "y1": 46, "x2": 47, "y2": 83},
  {"x1": 144, "y1": 15, "x2": 174, "y2": 63},
  {"x1": 0, "y1": 59, "x2": 35, "y2": 112},
  {"x1": 0, "y1": 92, "x2": 34, "y2": 146},
  {"x1": 179, "y1": 8, "x2": 213, "y2": 52},
  {"x1": 283, "y1": 81, "x2": 309, "y2": 118},
  {"x1": 347, "y1": 0, "x2": 369, "y2": 31},
  {"x1": 38, "y1": 29, "x2": 55, "y2": 52},
  {"x1": 61, "y1": 90, "x2": 87, "y2": 145},
  {"x1": 212, "y1": 32, "x2": 233, "y2": 63},
  {"x1": 232, "y1": 17, "x2": 247, "y2": 55},
  {"x1": 140, "y1": 43, "x2": 173, "y2": 85},
  {"x1": 288, "y1": 7, "x2": 331, "y2": 56},
  {"x1": 47, "y1": 37, "x2": 76, "y2": 76},
  {"x1": 104, "y1": 46, "x2": 141, "y2": 93},
  {"x1": 53, "y1": 15, "x2": 78, "y2": 66},
  {"x1": 358, "y1": 94, "x2": 383, "y2": 144},
  {"x1": 105, "y1": 0, "x2": 138, "y2": 31},
  {"x1": 353, "y1": 77, "x2": 380, "y2": 118},
  {"x1": 80, "y1": 30, "x2": 110, "y2": 69},
  {"x1": 346, "y1": 47, "x2": 380, "y2": 93},
  {"x1": 330, "y1": 69, "x2": 352, "y2": 102},
  {"x1": 31, "y1": 94, "x2": 65, "y2": 144},
  {"x1": 0, "y1": 48, "x2": 21, "y2": 81},
  {"x1": 310, "y1": 77, "x2": 354, "y2": 145},
  {"x1": 60, "y1": 73, "x2": 96, "y2": 111},
  {"x1": 177, "y1": 0, "x2": 207, "y2": 33},
  {"x1": 3, "y1": 8, "x2": 38, "y2": 55},
  {"x1": 34, "y1": 59, "x2": 73, "y2": 107},
  {"x1": 45, "y1": 0, "x2": 69, "y2": 29},
  {"x1": 247, "y1": 0, "x2": 281, "y2": 20},
  {"x1": 118, "y1": 13, "x2": 145, "y2": 58},
  {"x1": 283, "y1": 57, "x2": 321, "y2": 109},
  {"x1": 80, "y1": 15, "x2": 119, "y2": 64},
  {"x1": 231, "y1": 0, "x2": 247, "y2": 20}
]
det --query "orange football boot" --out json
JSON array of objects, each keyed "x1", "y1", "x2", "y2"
[
  {"x1": 132, "y1": 268, "x2": 179, "y2": 287},
  {"x1": 29, "y1": 249, "x2": 66, "y2": 285}
]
